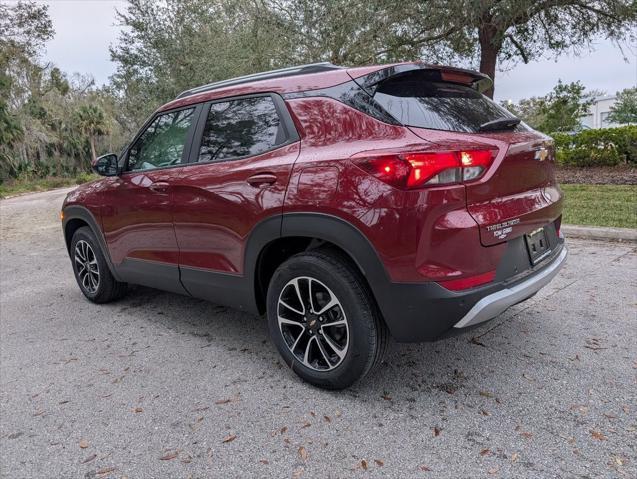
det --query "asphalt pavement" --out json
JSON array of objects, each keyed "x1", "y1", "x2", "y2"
[{"x1": 1, "y1": 187, "x2": 635, "y2": 478}]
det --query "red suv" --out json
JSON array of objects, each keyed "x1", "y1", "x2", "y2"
[{"x1": 62, "y1": 62, "x2": 567, "y2": 389}]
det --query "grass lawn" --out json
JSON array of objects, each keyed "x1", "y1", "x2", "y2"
[
  {"x1": 0, "y1": 174, "x2": 97, "y2": 198},
  {"x1": 561, "y1": 184, "x2": 636, "y2": 229}
]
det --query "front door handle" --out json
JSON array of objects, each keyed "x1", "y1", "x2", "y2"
[
  {"x1": 148, "y1": 181, "x2": 170, "y2": 193},
  {"x1": 246, "y1": 173, "x2": 277, "y2": 187}
]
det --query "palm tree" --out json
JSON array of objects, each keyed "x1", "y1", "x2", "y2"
[{"x1": 74, "y1": 104, "x2": 108, "y2": 164}]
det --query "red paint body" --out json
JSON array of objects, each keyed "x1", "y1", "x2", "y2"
[{"x1": 63, "y1": 61, "x2": 564, "y2": 340}]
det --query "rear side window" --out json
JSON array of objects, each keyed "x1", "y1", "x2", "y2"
[
  {"x1": 373, "y1": 71, "x2": 521, "y2": 133},
  {"x1": 198, "y1": 96, "x2": 285, "y2": 163}
]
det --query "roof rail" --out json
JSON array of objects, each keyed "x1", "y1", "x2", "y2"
[{"x1": 176, "y1": 62, "x2": 343, "y2": 99}]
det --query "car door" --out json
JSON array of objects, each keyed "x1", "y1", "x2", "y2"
[
  {"x1": 170, "y1": 94, "x2": 300, "y2": 308},
  {"x1": 100, "y1": 105, "x2": 200, "y2": 294}
]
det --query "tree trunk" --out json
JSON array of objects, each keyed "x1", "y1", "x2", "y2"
[
  {"x1": 89, "y1": 135, "x2": 97, "y2": 165},
  {"x1": 478, "y1": 26, "x2": 499, "y2": 99}
]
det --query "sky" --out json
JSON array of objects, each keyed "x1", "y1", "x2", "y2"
[{"x1": 34, "y1": 0, "x2": 637, "y2": 102}]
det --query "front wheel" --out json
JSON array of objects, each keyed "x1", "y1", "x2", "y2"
[
  {"x1": 266, "y1": 249, "x2": 388, "y2": 390},
  {"x1": 70, "y1": 226, "x2": 127, "y2": 303}
]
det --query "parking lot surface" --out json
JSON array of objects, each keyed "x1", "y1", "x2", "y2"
[{"x1": 1, "y1": 187, "x2": 636, "y2": 478}]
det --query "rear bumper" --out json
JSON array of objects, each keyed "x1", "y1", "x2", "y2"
[
  {"x1": 375, "y1": 240, "x2": 567, "y2": 342},
  {"x1": 453, "y1": 247, "x2": 567, "y2": 329}
]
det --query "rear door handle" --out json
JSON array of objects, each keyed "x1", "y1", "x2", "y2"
[
  {"x1": 246, "y1": 173, "x2": 277, "y2": 187},
  {"x1": 148, "y1": 181, "x2": 170, "y2": 193}
]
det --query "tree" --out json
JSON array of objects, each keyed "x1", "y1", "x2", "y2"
[
  {"x1": 0, "y1": 1, "x2": 53, "y2": 177},
  {"x1": 110, "y1": 0, "x2": 287, "y2": 129},
  {"x1": 262, "y1": 0, "x2": 414, "y2": 65},
  {"x1": 608, "y1": 87, "x2": 637, "y2": 124},
  {"x1": 74, "y1": 104, "x2": 109, "y2": 163},
  {"x1": 502, "y1": 80, "x2": 599, "y2": 132},
  {"x1": 397, "y1": 1, "x2": 637, "y2": 97}
]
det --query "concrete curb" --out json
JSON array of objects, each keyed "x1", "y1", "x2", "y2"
[{"x1": 562, "y1": 224, "x2": 637, "y2": 243}]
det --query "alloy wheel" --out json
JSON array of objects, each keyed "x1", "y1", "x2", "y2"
[
  {"x1": 74, "y1": 240, "x2": 100, "y2": 294},
  {"x1": 277, "y1": 276, "x2": 349, "y2": 371}
]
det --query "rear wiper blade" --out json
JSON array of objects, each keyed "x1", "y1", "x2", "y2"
[{"x1": 479, "y1": 117, "x2": 521, "y2": 132}]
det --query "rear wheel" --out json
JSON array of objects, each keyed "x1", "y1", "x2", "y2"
[
  {"x1": 70, "y1": 226, "x2": 127, "y2": 303},
  {"x1": 267, "y1": 249, "x2": 388, "y2": 389}
]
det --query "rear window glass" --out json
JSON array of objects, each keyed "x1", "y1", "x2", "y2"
[{"x1": 374, "y1": 71, "x2": 522, "y2": 133}]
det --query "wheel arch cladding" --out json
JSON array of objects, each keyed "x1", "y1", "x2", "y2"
[
  {"x1": 64, "y1": 218, "x2": 89, "y2": 252},
  {"x1": 250, "y1": 213, "x2": 394, "y2": 327},
  {"x1": 62, "y1": 205, "x2": 122, "y2": 281}
]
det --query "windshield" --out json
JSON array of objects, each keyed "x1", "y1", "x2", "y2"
[{"x1": 373, "y1": 70, "x2": 526, "y2": 133}]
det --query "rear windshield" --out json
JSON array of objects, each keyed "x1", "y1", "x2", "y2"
[{"x1": 373, "y1": 71, "x2": 522, "y2": 133}]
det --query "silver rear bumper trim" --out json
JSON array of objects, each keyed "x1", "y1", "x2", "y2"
[{"x1": 453, "y1": 247, "x2": 568, "y2": 329}]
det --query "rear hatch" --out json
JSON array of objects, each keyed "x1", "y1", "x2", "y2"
[{"x1": 355, "y1": 65, "x2": 563, "y2": 246}]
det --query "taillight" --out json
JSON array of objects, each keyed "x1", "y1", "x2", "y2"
[{"x1": 352, "y1": 149, "x2": 496, "y2": 190}]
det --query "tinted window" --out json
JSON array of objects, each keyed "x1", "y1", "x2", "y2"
[
  {"x1": 374, "y1": 71, "x2": 522, "y2": 133},
  {"x1": 198, "y1": 96, "x2": 284, "y2": 163},
  {"x1": 127, "y1": 108, "x2": 195, "y2": 171}
]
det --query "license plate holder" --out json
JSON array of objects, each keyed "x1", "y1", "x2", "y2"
[{"x1": 525, "y1": 227, "x2": 551, "y2": 265}]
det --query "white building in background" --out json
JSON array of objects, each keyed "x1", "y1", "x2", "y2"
[{"x1": 580, "y1": 95, "x2": 620, "y2": 129}]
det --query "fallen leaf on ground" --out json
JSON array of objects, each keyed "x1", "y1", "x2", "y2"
[
  {"x1": 433, "y1": 427, "x2": 441, "y2": 437},
  {"x1": 301, "y1": 422, "x2": 311, "y2": 429},
  {"x1": 488, "y1": 466, "x2": 500, "y2": 475},
  {"x1": 360, "y1": 459, "x2": 368, "y2": 470},
  {"x1": 520, "y1": 431, "x2": 533, "y2": 439},
  {"x1": 222, "y1": 434, "x2": 237, "y2": 443},
  {"x1": 159, "y1": 451, "x2": 178, "y2": 461},
  {"x1": 480, "y1": 448, "x2": 490, "y2": 456},
  {"x1": 323, "y1": 415, "x2": 331, "y2": 423},
  {"x1": 133, "y1": 407, "x2": 143, "y2": 413},
  {"x1": 79, "y1": 439, "x2": 89, "y2": 449},
  {"x1": 511, "y1": 452, "x2": 519, "y2": 462},
  {"x1": 590, "y1": 430, "x2": 606, "y2": 441},
  {"x1": 96, "y1": 467, "x2": 116, "y2": 475},
  {"x1": 479, "y1": 391, "x2": 494, "y2": 398},
  {"x1": 374, "y1": 459, "x2": 384, "y2": 466},
  {"x1": 612, "y1": 455, "x2": 625, "y2": 466},
  {"x1": 419, "y1": 465, "x2": 431, "y2": 471},
  {"x1": 215, "y1": 399, "x2": 232, "y2": 405},
  {"x1": 81, "y1": 454, "x2": 97, "y2": 464},
  {"x1": 259, "y1": 459, "x2": 269, "y2": 465},
  {"x1": 298, "y1": 446, "x2": 308, "y2": 461},
  {"x1": 280, "y1": 426, "x2": 288, "y2": 434}
]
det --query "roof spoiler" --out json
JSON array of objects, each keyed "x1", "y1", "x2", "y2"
[{"x1": 348, "y1": 63, "x2": 493, "y2": 95}]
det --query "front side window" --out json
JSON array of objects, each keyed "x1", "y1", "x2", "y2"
[
  {"x1": 127, "y1": 108, "x2": 195, "y2": 171},
  {"x1": 198, "y1": 96, "x2": 284, "y2": 163}
]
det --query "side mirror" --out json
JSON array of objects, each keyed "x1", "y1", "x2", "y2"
[{"x1": 92, "y1": 153, "x2": 119, "y2": 177}]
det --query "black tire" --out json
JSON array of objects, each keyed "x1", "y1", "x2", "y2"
[
  {"x1": 70, "y1": 226, "x2": 127, "y2": 303},
  {"x1": 267, "y1": 248, "x2": 388, "y2": 390}
]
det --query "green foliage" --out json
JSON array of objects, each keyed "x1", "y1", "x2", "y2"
[
  {"x1": 553, "y1": 126, "x2": 637, "y2": 167},
  {"x1": 0, "y1": 2, "x2": 125, "y2": 183},
  {"x1": 396, "y1": 1, "x2": 637, "y2": 97},
  {"x1": 608, "y1": 87, "x2": 637, "y2": 125},
  {"x1": 502, "y1": 80, "x2": 598, "y2": 133}
]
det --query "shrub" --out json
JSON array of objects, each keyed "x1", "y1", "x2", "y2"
[{"x1": 552, "y1": 126, "x2": 637, "y2": 167}]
